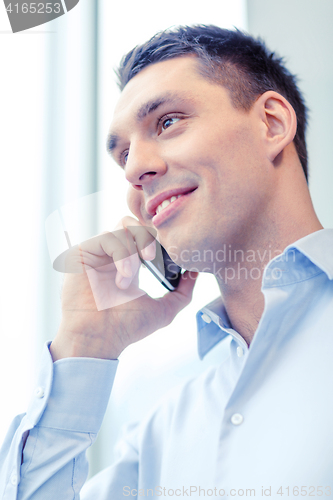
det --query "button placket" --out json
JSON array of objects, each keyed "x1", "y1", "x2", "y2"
[
  {"x1": 201, "y1": 313, "x2": 212, "y2": 324},
  {"x1": 10, "y1": 473, "x2": 18, "y2": 486},
  {"x1": 34, "y1": 387, "x2": 45, "y2": 399},
  {"x1": 231, "y1": 413, "x2": 244, "y2": 426},
  {"x1": 237, "y1": 346, "x2": 244, "y2": 357}
]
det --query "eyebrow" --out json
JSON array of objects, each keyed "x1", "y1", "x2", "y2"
[{"x1": 106, "y1": 92, "x2": 194, "y2": 156}]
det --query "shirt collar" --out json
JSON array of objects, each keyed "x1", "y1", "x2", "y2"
[
  {"x1": 196, "y1": 297, "x2": 230, "y2": 360},
  {"x1": 196, "y1": 228, "x2": 333, "y2": 359},
  {"x1": 285, "y1": 228, "x2": 333, "y2": 280}
]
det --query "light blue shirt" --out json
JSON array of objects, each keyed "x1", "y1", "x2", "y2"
[{"x1": 1, "y1": 229, "x2": 333, "y2": 499}]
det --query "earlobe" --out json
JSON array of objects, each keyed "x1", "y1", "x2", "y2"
[{"x1": 257, "y1": 91, "x2": 297, "y2": 163}]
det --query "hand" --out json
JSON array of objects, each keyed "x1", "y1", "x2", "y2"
[{"x1": 50, "y1": 216, "x2": 198, "y2": 361}]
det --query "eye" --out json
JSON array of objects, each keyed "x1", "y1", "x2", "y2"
[
  {"x1": 161, "y1": 117, "x2": 180, "y2": 130},
  {"x1": 120, "y1": 149, "x2": 129, "y2": 167},
  {"x1": 158, "y1": 114, "x2": 181, "y2": 134}
]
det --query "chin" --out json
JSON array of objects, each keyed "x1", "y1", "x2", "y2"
[{"x1": 162, "y1": 240, "x2": 214, "y2": 273}]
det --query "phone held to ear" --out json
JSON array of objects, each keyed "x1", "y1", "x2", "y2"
[{"x1": 139, "y1": 243, "x2": 182, "y2": 291}]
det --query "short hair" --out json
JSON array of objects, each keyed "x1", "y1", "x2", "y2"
[{"x1": 117, "y1": 25, "x2": 308, "y2": 181}]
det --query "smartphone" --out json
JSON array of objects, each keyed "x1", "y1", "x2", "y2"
[{"x1": 139, "y1": 243, "x2": 182, "y2": 291}]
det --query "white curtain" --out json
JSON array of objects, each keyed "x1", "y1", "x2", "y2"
[
  {"x1": 0, "y1": 1, "x2": 100, "y2": 443},
  {"x1": 0, "y1": 6, "x2": 47, "y2": 442}
]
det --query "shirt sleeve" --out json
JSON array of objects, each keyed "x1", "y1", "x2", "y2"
[
  {"x1": 81, "y1": 421, "x2": 140, "y2": 499},
  {"x1": 0, "y1": 342, "x2": 121, "y2": 500}
]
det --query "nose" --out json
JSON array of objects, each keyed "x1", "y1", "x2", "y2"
[{"x1": 124, "y1": 141, "x2": 167, "y2": 191}]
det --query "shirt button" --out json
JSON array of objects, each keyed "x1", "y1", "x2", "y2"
[
  {"x1": 10, "y1": 473, "x2": 18, "y2": 486},
  {"x1": 201, "y1": 313, "x2": 212, "y2": 324},
  {"x1": 34, "y1": 387, "x2": 45, "y2": 398},
  {"x1": 272, "y1": 267, "x2": 282, "y2": 280},
  {"x1": 237, "y1": 346, "x2": 244, "y2": 357},
  {"x1": 231, "y1": 413, "x2": 244, "y2": 426}
]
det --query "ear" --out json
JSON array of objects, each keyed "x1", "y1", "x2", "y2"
[{"x1": 255, "y1": 91, "x2": 297, "y2": 163}]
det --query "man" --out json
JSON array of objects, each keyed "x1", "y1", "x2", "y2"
[{"x1": 1, "y1": 25, "x2": 332, "y2": 499}]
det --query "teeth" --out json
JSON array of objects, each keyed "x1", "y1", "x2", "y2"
[
  {"x1": 161, "y1": 199, "x2": 170, "y2": 209},
  {"x1": 156, "y1": 194, "x2": 182, "y2": 215}
]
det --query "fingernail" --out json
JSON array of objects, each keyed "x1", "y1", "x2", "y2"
[
  {"x1": 118, "y1": 275, "x2": 131, "y2": 289},
  {"x1": 141, "y1": 241, "x2": 156, "y2": 260}
]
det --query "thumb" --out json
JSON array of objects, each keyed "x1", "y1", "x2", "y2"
[
  {"x1": 157, "y1": 271, "x2": 199, "y2": 325},
  {"x1": 174, "y1": 270, "x2": 198, "y2": 299}
]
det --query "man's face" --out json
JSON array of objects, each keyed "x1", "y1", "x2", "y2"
[{"x1": 108, "y1": 56, "x2": 272, "y2": 270}]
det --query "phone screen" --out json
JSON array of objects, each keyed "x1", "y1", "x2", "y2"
[{"x1": 139, "y1": 244, "x2": 182, "y2": 291}]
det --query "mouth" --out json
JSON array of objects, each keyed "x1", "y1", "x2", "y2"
[
  {"x1": 148, "y1": 187, "x2": 197, "y2": 227},
  {"x1": 146, "y1": 187, "x2": 198, "y2": 217}
]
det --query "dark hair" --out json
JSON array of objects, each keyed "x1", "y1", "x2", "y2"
[{"x1": 117, "y1": 25, "x2": 308, "y2": 181}]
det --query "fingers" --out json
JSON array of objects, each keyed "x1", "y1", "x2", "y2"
[
  {"x1": 109, "y1": 219, "x2": 153, "y2": 284},
  {"x1": 115, "y1": 217, "x2": 157, "y2": 260},
  {"x1": 172, "y1": 271, "x2": 199, "y2": 306},
  {"x1": 111, "y1": 218, "x2": 156, "y2": 286},
  {"x1": 141, "y1": 240, "x2": 156, "y2": 260},
  {"x1": 99, "y1": 231, "x2": 136, "y2": 279},
  {"x1": 57, "y1": 216, "x2": 157, "y2": 295},
  {"x1": 115, "y1": 252, "x2": 140, "y2": 289},
  {"x1": 81, "y1": 218, "x2": 156, "y2": 290}
]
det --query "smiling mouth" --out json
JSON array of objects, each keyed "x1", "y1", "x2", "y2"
[
  {"x1": 155, "y1": 194, "x2": 182, "y2": 215},
  {"x1": 151, "y1": 188, "x2": 197, "y2": 227},
  {"x1": 154, "y1": 188, "x2": 197, "y2": 216}
]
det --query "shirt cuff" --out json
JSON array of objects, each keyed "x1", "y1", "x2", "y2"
[{"x1": 26, "y1": 342, "x2": 119, "y2": 434}]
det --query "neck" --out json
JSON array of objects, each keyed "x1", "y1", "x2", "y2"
[{"x1": 215, "y1": 161, "x2": 323, "y2": 345}]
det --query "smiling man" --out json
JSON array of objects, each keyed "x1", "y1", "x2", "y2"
[{"x1": 1, "y1": 25, "x2": 333, "y2": 499}]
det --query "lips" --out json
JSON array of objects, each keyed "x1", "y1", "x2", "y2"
[{"x1": 146, "y1": 187, "x2": 197, "y2": 217}]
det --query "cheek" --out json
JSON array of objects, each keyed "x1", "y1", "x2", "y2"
[{"x1": 126, "y1": 188, "x2": 143, "y2": 219}]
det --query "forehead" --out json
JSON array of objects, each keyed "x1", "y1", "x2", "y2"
[
  {"x1": 114, "y1": 56, "x2": 201, "y2": 113},
  {"x1": 109, "y1": 56, "x2": 216, "y2": 132}
]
